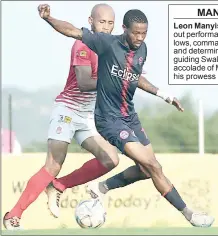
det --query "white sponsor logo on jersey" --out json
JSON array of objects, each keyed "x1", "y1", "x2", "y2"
[{"x1": 111, "y1": 65, "x2": 140, "y2": 82}]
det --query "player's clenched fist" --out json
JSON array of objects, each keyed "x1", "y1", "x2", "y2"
[{"x1": 38, "y1": 4, "x2": 50, "y2": 19}]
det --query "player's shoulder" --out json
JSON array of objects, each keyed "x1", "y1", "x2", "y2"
[
  {"x1": 73, "y1": 40, "x2": 92, "y2": 51},
  {"x1": 141, "y1": 42, "x2": 147, "y2": 50},
  {"x1": 97, "y1": 32, "x2": 118, "y2": 43},
  {"x1": 139, "y1": 42, "x2": 147, "y2": 55}
]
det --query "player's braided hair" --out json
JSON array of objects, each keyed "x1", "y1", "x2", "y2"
[{"x1": 123, "y1": 9, "x2": 148, "y2": 28}]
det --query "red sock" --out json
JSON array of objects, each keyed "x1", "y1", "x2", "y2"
[
  {"x1": 6, "y1": 167, "x2": 55, "y2": 219},
  {"x1": 53, "y1": 158, "x2": 109, "y2": 192}
]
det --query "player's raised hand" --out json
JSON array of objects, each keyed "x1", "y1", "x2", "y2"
[
  {"x1": 156, "y1": 90, "x2": 184, "y2": 112},
  {"x1": 38, "y1": 4, "x2": 50, "y2": 19},
  {"x1": 169, "y1": 97, "x2": 184, "y2": 112}
]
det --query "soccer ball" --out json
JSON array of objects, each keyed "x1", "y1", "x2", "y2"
[{"x1": 75, "y1": 199, "x2": 106, "y2": 228}]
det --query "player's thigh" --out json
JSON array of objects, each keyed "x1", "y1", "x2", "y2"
[
  {"x1": 95, "y1": 115, "x2": 140, "y2": 155},
  {"x1": 92, "y1": 135, "x2": 118, "y2": 164},
  {"x1": 130, "y1": 113, "x2": 150, "y2": 146},
  {"x1": 74, "y1": 116, "x2": 119, "y2": 167},
  {"x1": 128, "y1": 114, "x2": 153, "y2": 175},
  {"x1": 95, "y1": 116, "x2": 150, "y2": 175},
  {"x1": 124, "y1": 142, "x2": 153, "y2": 163},
  {"x1": 46, "y1": 105, "x2": 75, "y2": 170},
  {"x1": 124, "y1": 142, "x2": 159, "y2": 170},
  {"x1": 45, "y1": 139, "x2": 69, "y2": 175},
  {"x1": 82, "y1": 134, "x2": 119, "y2": 167}
]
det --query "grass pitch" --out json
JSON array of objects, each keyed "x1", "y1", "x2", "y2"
[{"x1": 2, "y1": 227, "x2": 218, "y2": 235}]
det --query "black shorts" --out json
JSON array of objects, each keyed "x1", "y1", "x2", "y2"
[{"x1": 95, "y1": 113, "x2": 150, "y2": 154}]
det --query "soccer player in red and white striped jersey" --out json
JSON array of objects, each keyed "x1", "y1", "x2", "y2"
[
  {"x1": 3, "y1": 4, "x2": 119, "y2": 229},
  {"x1": 54, "y1": 39, "x2": 98, "y2": 114}
]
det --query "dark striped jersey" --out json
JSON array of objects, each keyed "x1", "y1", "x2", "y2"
[{"x1": 82, "y1": 28, "x2": 147, "y2": 117}]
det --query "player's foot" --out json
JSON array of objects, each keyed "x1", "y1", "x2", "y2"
[
  {"x1": 45, "y1": 183, "x2": 63, "y2": 218},
  {"x1": 86, "y1": 182, "x2": 107, "y2": 203},
  {"x1": 189, "y1": 212, "x2": 215, "y2": 227},
  {"x1": 3, "y1": 212, "x2": 21, "y2": 230}
]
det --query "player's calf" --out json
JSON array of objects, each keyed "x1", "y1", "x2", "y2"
[
  {"x1": 44, "y1": 139, "x2": 68, "y2": 218},
  {"x1": 142, "y1": 157, "x2": 189, "y2": 213},
  {"x1": 147, "y1": 159, "x2": 215, "y2": 227},
  {"x1": 144, "y1": 157, "x2": 173, "y2": 193},
  {"x1": 46, "y1": 156, "x2": 115, "y2": 218},
  {"x1": 46, "y1": 138, "x2": 119, "y2": 218},
  {"x1": 124, "y1": 142, "x2": 215, "y2": 227},
  {"x1": 87, "y1": 164, "x2": 150, "y2": 202}
]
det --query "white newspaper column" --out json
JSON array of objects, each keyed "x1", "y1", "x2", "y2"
[
  {"x1": 198, "y1": 99, "x2": 205, "y2": 156},
  {"x1": 168, "y1": 4, "x2": 218, "y2": 85}
]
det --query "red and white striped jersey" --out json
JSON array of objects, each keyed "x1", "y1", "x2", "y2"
[{"x1": 55, "y1": 40, "x2": 98, "y2": 116}]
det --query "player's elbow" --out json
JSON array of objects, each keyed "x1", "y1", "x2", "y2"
[
  {"x1": 78, "y1": 83, "x2": 92, "y2": 92},
  {"x1": 78, "y1": 81, "x2": 96, "y2": 92},
  {"x1": 69, "y1": 28, "x2": 83, "y2": 39},
  {"x1": 68, "y1": 29, "x2": 76, "y2": 37},
  {"x1": 78, "y1": 85, "x2": 86, "y2": 92}
]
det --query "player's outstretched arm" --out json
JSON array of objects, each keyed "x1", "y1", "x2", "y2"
[
  {"x1": 38, "y1": 4, "x2": 115, "y2": 55},
  {"x1": 138, "y1": 75, "x2": 158, "y2": 95},
  {"x1": 138, "y1": 75, "x2": 184, "y2": 112},
  {"x1": 38, "y1": 4, "x2": 82, "y2": 39}
]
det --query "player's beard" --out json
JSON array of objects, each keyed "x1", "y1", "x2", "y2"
[{"x1": 126, "y1": 34, "x2": 138, "y2": 51}]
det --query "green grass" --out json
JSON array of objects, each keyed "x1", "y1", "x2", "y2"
[{"x1": 2, "y1": 227, "x2": 218, "y2": 235}]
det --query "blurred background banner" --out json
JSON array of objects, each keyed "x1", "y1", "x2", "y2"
[
  {"x1": 1, "y1": 128, "x2": 22, "y2": 155},
  {"x1": 2, "y1": 94, "x2": 218, "y2": 154},
  {"x1": 2, "y1": 153, "x2": 218, "y2": 229}
]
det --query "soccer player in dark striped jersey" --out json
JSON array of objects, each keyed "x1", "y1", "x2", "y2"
[
  {"x1": 36, "y1": 4, "x2": 215, "y2": 228},
  {"x1": 17, "y1": 4, "x2": 215, "y2": 228}
]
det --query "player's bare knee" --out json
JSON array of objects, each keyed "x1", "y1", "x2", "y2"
[
  {"x1": 45, "y1": 164, "x2": 61, "y2": 177},
  {"x1": 98, "y1": 150, "x2": 119, "y2": 170},
  {"x1": 113, "y1": 157, "x2": 119, "y2": 167},
  {"x1": 45, "y1": 152, "x2": 66, "y2": 176},
  {"x1": 45, "y1": 154, "x2": 63, "y2": 176},
  {"x1": 145, "y1": 158, "x2": 162, "y2": 175},
  {"x1": 138, "y1": 164, "x2": 151, "y2": 179},
  {"x1": 108, "y1": 151, "x2": 119, "y2": 167}
]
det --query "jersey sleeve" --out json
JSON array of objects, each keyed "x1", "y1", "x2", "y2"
[
  {"x1": 71, "y1": 40, "x2": 92, "y2": 66},
  {"x1": 141, "y1": 43, "x2": 147, "y2": 69},
  {"x1": 82, "y1": 27, "x2": 116, "y2": 56},
  {"x1": 144, "y1": 43, "x2": 147, "y2": 62},
  {"x1": 139, "y1": 43, "x2": 148, "y2": 75}
]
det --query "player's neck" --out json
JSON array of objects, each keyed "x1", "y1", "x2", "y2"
[
  {"x1": 121, "y1": 34, "x2": 136, "y2": 51},
  {"x1": 120, "y1": 34, "x2": 130, "y2": 50}
]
